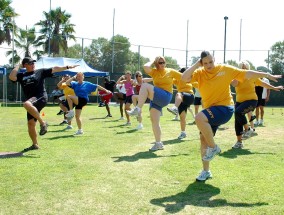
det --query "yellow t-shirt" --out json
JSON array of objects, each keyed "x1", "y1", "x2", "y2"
[
  {"x1": 173, "y1": 78, "x2": 194, "y2": 94},
  {"x1": 235, "y1": 78, "x2": 262, "y2": 102},
  {"x1": 148, "y1": 68, "x2": 181, "y2": 93},
  {"x1": 59, "y1": 83, "x2": 75, "y2": 96},
  {"x1": 190, "y1": 64, "x2": 246, "y2": 109}
]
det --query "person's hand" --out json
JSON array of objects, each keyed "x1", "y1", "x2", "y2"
[
  {"x1": 274, "y1": 86, "x2": 284, "y2": 91},
  {"x1": 267, "y1": 74, "x2": 282, "y2": 82}
]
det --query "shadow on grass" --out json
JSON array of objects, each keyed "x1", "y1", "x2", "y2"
[
  {"x1": 116, "y1": 128, "x2": 140, "y2": 134},
  {"x1": 0, "y1": 152, "x2": 40, "y2": 159},
  {"x1": 47, "y1": 134, "x2": 75, "y2": 140},
  {"x1": 219, "y1": 148, "x2": 275, "y2": 159},
  {"x1": 112, "y1": 151, "x2": 189, "y2": 162},
  {"x1": 150, "y1": 182, "x2": 268, "y2": 213},
  {"x1": 162, "y1": 138, "x2": 200, "y2": 145},
  {"x1": 89, "y1": 116, "x2": 111, "y2": 120}
]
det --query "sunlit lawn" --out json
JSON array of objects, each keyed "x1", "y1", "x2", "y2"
[{"x1": 1, "y1": 104, "x2": 284, "y2": 214}]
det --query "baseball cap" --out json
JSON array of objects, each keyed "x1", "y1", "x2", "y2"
[{"x1": 22, "y1": 57, "x2": 36, "y2": 65}]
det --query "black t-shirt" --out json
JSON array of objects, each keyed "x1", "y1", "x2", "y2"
[
  {"x1": 16, "y1": 68, "x2": 53, "y2": 100},
  {"x1": 105, "y1": 80, "x2": 116, "y2": 92}
]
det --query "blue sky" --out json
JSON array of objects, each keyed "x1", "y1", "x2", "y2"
[{"x1": 1, "y1": 0, "x2": 283, "y2": 68}]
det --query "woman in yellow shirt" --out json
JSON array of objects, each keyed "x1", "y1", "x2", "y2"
[
  {"x1": 127, "y1": 56, "x2": 181, "y2": 151},
  {"x1": 231, "y1": 61, "x2": 283, "y2": 149},
  {"x1": 182, "y1": 51, "x2": 282, "y2": 182}
]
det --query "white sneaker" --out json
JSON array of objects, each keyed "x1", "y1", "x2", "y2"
[
  {"x1": 64, "y1": 125, "x2": 73, "y2": 130},
  {"x1": 74, "y1": 129, "x2": 83, "y2": 135},
  {"x1": 136, "y1": 124, "x2": 143, "y2": 130},
  {"x1": 65, "y1": 110, "x2": 74, "y2": 118},
  {"x1": 127, "y1": 107, "x2": 141, "y2": 116},
  {"x1": 259, "y1": 119, "x2": 263, "y2": 126},
  {"x1": 173, "y1": 115, "x2": 179, "y2": 121},
  {"x1": 202, "y1": 145, "x2": 221, "y2": 161},
  {"x1": 149, "y1": 142, "x2": 164, "y2": 151},
  {"x1": 196, "y1": 170, "x2": 212, "y2": 181},
  {"x1": 242, "y1": 128, "x2": 254, "y2": 139},
  {"x1": 232, "y1": 141, "x2": 243, "y2": 149},
  {"x1": 178, "y1": 132, "x2": 187, "y2": 139},
  {"x1": 254, "y1": 120, "x2": 259, "y2": 126},
  {"x1": 167, "y1": 106, "x2": 178, "y2": 115},
  {"x1": 119, "y1": 117, "x2": 124, "y2": 120}
]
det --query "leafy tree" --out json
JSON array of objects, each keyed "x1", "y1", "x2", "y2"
[
  {"x1": 5, "y1": 27, "x2": 44, "y2": 64},
  {"x1": 266, "y1": 41, "x2": 284, "y2": 75},
  {"x1": 35, "y1": 7, "x2": 76, "y2": 56},
  {"x1": 0, "y1": 0, "x2": 18, "y2": 45}
]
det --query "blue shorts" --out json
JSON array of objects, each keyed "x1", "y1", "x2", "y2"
[
  {"x1": 202, "y1": 105, "x2": 234, "y2": 135},
  {"x1": 150, "y1": 87, "x2": 172, "y2": 112}
]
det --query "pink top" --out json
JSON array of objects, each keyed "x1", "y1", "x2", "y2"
[{"x1": 124, "y1": 81, "x2": 134, "y2": 96}]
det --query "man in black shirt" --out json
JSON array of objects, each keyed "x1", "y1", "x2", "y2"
[{"x1": 9, "y1": 57, "x2": 79, "y2": 152}]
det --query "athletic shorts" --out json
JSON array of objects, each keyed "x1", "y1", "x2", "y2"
[
  {"x1": 125, "y1": 95, "x2": 133, "y2": 104},
  {"x1": 99, "y1": 91, "x2": 113, "y2": 104},
  {"x1": 150, "y1": 87, "x2": 172, "y2": 112},
  {"x1": 194, "y1": 97, "x2": 202, "y2": 106},
  {"x1": 202, "y1": 105, "x2": 234, "y2": 135},
  {"x1": 256, "y1": 99, "x2": 266, "y2": 107},
  {"x1": 75, "y1": 97, "x2": 87, "y2": 109},
  {"x1": 178, "y1": 93, "x2": 194, "y2": 115},
  {"x1": 27, "y1": 96, "x2": 47, "y2": 121}
]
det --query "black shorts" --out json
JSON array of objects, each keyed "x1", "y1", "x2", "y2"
[
  {"x1": 256, "y1": 99, "x2": 266, "y2": 107},
  {"x1": 27, "y1": 96, "x2": 47, "y2": 121},
  {"x1": 125, "y1": 95, "x2": 133, "y2": 104},
  {"x1": 75, "y1": 97, "x2": 87, "y2": 109},
  {"x1": 194, "y1": 97, "x2": 202, "y2": 106},
  {"x1": 178, "y1": 93, "x2": 194, "y2": 115}
]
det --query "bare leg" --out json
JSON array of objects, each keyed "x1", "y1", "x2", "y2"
[
  {"x1": 75, "y1": 109, "x2": 82, "y2": 129},
  {"x1": 179, "y1": 111, "x2": 186, "y2": 131},
  {"x1": 27, "y1": 119, "x2": 38, "y2": 146},
  {"x1": 174, "y1": 93, "x2": 182, "y2": 107},
  {"x1": 137, "y1": 83, "x2": 154, "y2": 108},
  {"x1": 260, "y1": 106, "x2": 264, "y2": 120},
  {"x1": 195, "y1": 112, "x2": 215, "y2": 148},
  {"x1": 105, "y1": 103, "x2": 111, "y2": 115},
  {"x1": 200, "y1": 133, "x2": 210, "y2": 171},
  {"x1": 150, "y1": 108, "x2": 161, "y2": 142},
  {"x1": 124, "y1": 103, "x2": 132, "y2": 123},
  {"x1": 23, "y1": 99, "x2": 44, "y2": 125}
]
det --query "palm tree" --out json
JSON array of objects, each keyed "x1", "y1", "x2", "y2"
[
  {"x1": 5, "y1": 27, "x2": 44, "y2": 64},
  {"x1": 0, "y1": 0, "x2": 18, "y2": 45},
  {"x1": 35, "y1": 7, "x2": 76, "y2": 56}
]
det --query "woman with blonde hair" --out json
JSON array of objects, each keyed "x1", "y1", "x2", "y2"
[
  {"x1": 127, "y1": 56, "x2": 182, "y2": 151},
  {"x1": 65, "y1": 72, "x2": 111, "y2": 135},
  {"x1": 231, "y1": 60, "x2": 283, "y2": 148}
]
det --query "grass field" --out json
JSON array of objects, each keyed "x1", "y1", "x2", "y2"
[{"x1": 1, "y1": 104, "x2": 284, "y2": 215}]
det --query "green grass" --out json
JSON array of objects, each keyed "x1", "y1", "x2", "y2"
[{"x1": 1, "y1": 104, "x2": 284, "y2": 214}]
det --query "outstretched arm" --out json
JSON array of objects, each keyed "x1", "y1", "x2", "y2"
[
  {"x1": 52, "y1": 65, "x2": 79, "y2": 73},
  {"x1": 245, "y1": 71, "x2": 282, "y2": 82}
]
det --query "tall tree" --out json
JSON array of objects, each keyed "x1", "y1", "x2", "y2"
[
  {"x1": 0, "y1": 0, "x2": 18, "y2": 45},
  {"x1": 266, "y1": 41, "x2": 284, "y2": 75},
  {"x1": 5, "y1": 27, "x2": 44, "y2": 64},
  {"x1": 35, "y1": 7, "x2": 76, "y2": 56}
]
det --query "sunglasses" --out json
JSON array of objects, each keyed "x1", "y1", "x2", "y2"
[
  {"x1": 26, "y1": 62, "x2": 34, "y2": 65},
  {"x1": 137, "y1": 75, "x2": 143, "y2": 77},
  {"x1": 158, "y1": 62, "x2": 165, "y2": 65}
]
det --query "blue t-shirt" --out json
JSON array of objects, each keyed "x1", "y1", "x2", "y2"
[{"x1": 71, "y1": 81, "x2": 98, "y2": 101}]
